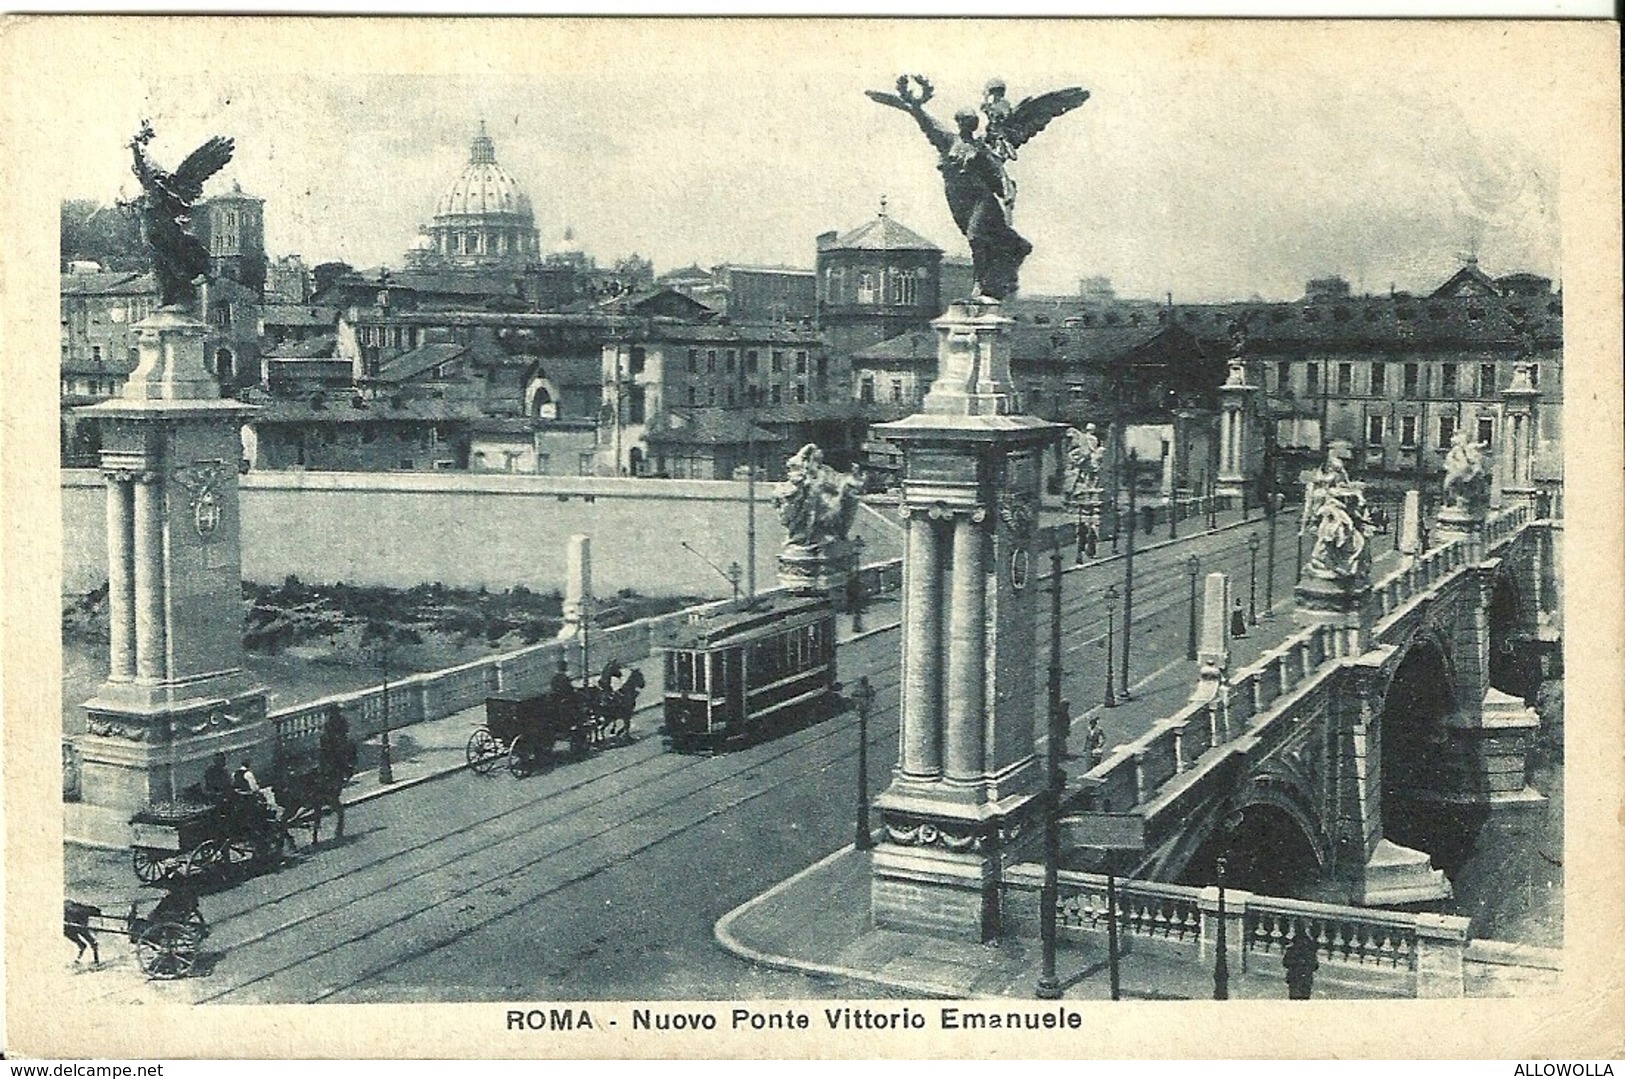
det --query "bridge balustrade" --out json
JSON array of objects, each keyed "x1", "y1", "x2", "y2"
[{"x1": 1003, "y1": 865, "x2": 1474, "y2": 996}]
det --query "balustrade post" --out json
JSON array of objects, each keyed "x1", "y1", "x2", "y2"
[{"x1": 1413, "y1": 913, "x2": 1469, "y2": 998}]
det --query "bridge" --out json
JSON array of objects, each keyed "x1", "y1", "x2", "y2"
[{"x1": 1064, "y1": 500, "x2": 1560, "y2": 907}]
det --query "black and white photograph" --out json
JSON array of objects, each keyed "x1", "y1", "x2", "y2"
[{"x1": 3, "y1": 14, "x2": 1621, "y2": 1061}]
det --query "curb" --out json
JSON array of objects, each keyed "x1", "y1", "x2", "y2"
[{"x1": 713, "y1": 844, "x2": 962, "y2": 999}]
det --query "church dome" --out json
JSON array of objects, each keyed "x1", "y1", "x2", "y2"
[
  {"x1": 416, "y1": 122, "x2": 541, "y2": 268},
  {"x1": 435, "y1": 125, "x2": 534, "y2": 219}
]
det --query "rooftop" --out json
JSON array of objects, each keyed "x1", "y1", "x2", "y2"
[{"x1": 821, "y1": 213, "x2": 942, "y2": 253}]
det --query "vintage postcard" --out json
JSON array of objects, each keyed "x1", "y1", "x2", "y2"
[{"x1": 2, "y1": 15, "x2": 1621, "y2": 1061}]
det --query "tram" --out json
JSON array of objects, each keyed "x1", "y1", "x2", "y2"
[{"x1": 656, "y1": 593, "x2": 838, "y2": 751}]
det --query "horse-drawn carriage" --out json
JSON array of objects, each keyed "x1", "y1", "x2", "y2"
[
  {"x1": 129, "y1": 794, "x2": 286, "y2": 884},
  {"x1": 64, "y1": 890, "x2": 209, "y2": 980},
  {"x1": 466, "y1": 666, "x2": 644, "y2": 778}
]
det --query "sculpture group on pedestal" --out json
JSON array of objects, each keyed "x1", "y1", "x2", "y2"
[
  {"x1": 775, "y1": 443, "x2": 862, "y2": 550},
  {"x1": 1063, "y1": 424, "x2": 1105, "y2": 502},
  {"x1": 124, "y1": 120, "x2": 236, "y2": 310},
  {"x1": 1442, "y1": 429, "x2": 1491, "y2": 515},
  {"x1": 1300, "y1": 446, "x2": 1373, "y2": 582}
]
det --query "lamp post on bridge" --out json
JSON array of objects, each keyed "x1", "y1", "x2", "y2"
[
  {"x1": 1214, "y1": 853, "x2": 1230, "y2": 1000},
  {"x1": 1247, "y1": 533, "x2": 1261, "y2": 626},
  {"x1": 1186, "y1": 555, "x2": 1201, "y2": 661},
  {"x1": 1264, "y1": 493, "x2": 1280, "y2": 620},
  {"x1": 1103, "y1": 583, "x2": 1119, "y2": 708},
  {"x1": 1120, "y1": 452, "x2": 1136, "y2": 700},
  {"x1": 851, "y1": 675, "x2": 875, "y2": 852},
  {"x1": 1037, "y1": 547, "x2": 1069, "y2": 1000}
]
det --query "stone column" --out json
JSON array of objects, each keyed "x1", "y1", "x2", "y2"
[
  {"x1": 131, "y1": 472, "x2": 167, "y2": 682},
  {"x1": 901, "y1": 510, "x2": 943, "y2": 779},
  {"x1": 1191, "y1": 572, "x2": 1232, "y2": 704},
  {"x1": 105, "y1": 475, "x2": 137, "y2": 682},
  {"x1": 1398, "y1": 489, "x2": 1422, "y2": 565},
  {"x1": 1217, "y1": 361, "x2": 1254, "y2": 499},
  {"x1": 944, "y1": 512, "x2": 986, "y2": 781},
  {"x1": 562, "y1": 534, "x2": 592, "y2": 635},
  {"x1": 1501, "y1": 362, "x2": 1541, "y2": 507}
]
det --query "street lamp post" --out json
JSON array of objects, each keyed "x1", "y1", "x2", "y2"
[
  {"x1": 1247, "y1": 533, "x2": 1261, "y2": 626},
  {"x1": 1103, "y1": 583, "x2": 1119, "y2": 708},
  {"x1": 852, "y1": 676, "x2": 875, "y2": 851},
  {"x1": 376, "y1": 634, "x2": 394, "y2": 785},
  {"x1": 1207, "y1": 473, "x2": 1218, "y2": 530},
  {"x1": 1121, "y1": 452, "x2": 1136, "y2": 699},
  {"x1": 1295, "y1": 521, "x2": 1305, "y2": 583},
  {"x1": 1186, "y1": 555, "x2": 1201, "y2": 661},
  {"x1": 727, "y1": 562, "x2": 742, "y2": 602},
  {"x1": 1075, "y1": 502, "x2": 1086, "y2": 565},
  {"x1": 1214, "y1": 853, "x2": 1230, "y2": 1000},
  {"x1": 1264, "y1": 494, "x2": 1279, "y2": 620}
]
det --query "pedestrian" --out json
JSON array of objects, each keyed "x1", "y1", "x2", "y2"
[
  {"x1": 202, "y1": 752, "x2": 230, "y2": 799},
  {"x1": 1085, "y1": 717, "x2": 1106, "y2": 769},
  {"x1": 1230, "y1": 597, "x2": 1248, "y2": 638},
  {"x1": 1283, "y1": 923, "x2": 1320, "y2": 1000}
]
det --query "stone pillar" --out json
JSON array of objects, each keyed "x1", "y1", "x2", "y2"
[
  {"x1": 1413, "y1": 913, "x2": 1470, "y2": 997},
  {"x1": 871, "y1": 298, "x2": 1057, "y2": 942},
  {"x1": 944, "y1": 513, "x2": 986, "y2": 781},
  {"x1": 562, "y1": 533, "x2": 592, "y2": 634},
  {"x1": 71, "y1": 307, "x2": 268, "y2": 847},
  {"x1": 1500, "y1": 362, "x2": 1541, "y2": 508},
  {"x1": 900, "y1": 510, "x2": 943, "y2": 780},
  {"x1": 1191, "y1": 572, "x2": 1231, "y2": 704},
  {"x1": 131, "y1": 474, "x2": 167, "y2": 681},
  {"x1": 104, "y1": 474, "x2": 136, "y2": 682},
  {"x1": 1217, "y1": 361, "x2": 1253, "y2": 499},
  {"x1": 1397, "y1": 489, "x2": 1422, "y2": 566}
]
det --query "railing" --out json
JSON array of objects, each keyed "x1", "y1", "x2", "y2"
[
  {"x1": 269, "y1": 556, "x2": 906, "y2": 760},
  {"x1": 1003, "y1": 865, "x2": 1477, "y2": 997}
]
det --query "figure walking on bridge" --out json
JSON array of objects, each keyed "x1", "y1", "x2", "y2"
[{"x1": 1283, "y1": 923, "x2": 1320, "y2": 999}]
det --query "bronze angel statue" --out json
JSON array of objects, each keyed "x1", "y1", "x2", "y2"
[
  {"x1": 867, "y1": 75, "x2": 1088, "y2": 300},
  {"x1": 125, "y1": 120, "x2": 236, "y2": 309}
]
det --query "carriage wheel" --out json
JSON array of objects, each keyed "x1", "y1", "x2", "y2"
[
  {"x1": 135, "y1": 921, "x2": 200, "y2": 980},
  {"x1": 132, "y1": 847, "x2": 166, "y2": 884},
  {"x1": 180, "y1": 840, "x2": 221, "y2": 879},
  {"x1": 506, "y1": 736, "x2": 534, "y2": 779},
  {"x1": 467, "y1": 728, "x2": 500, "y2": 775}
]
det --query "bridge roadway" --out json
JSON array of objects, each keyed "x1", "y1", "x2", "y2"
[{"x1": 65, "y1": 511, "x2": 1356, "y2": 1002}]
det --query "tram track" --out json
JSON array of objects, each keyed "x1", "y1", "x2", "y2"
[{"x1": 192, "y1": 667, "x2": 908, "y2": 1002}]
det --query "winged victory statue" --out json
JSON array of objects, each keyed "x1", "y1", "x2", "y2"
[
  {"x1": 866, "y1": 75, "x2": 1089, "y2": 301},
  {"x1": 125, "y1": 120, "x2": 236, "y2": 310}
]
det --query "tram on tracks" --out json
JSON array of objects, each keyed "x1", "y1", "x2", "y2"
[{"x1": 655, "y1": 593, "x2": 838, "y2": 751}]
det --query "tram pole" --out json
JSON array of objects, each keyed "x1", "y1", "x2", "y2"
[
  {"x1": 1121, "y1": 451, "x2": 1136, "y2": 698},
  {"x1": 1037, "y1": 544, "x2": 1066, "y2": 1000},
  {"x1": 853, "y1": 676, "x2": 875, "y2": 851}
]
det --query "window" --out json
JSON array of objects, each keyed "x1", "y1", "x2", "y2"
[
  {"x1": 794, "y1": 384, "x2": 806, "y2": 404},
  {"x1": 1277, "y1": 361, "x2": 1292, "y2": 393},
  {"x1": 726, "y1": 349, "x2": 737, "y2": 372},
  {"x1": 1337, "y1": 363, "x2": 1352, "y2": 396},
  {"x1": 816, "y1": 354, "x2": 827, "y2": 378},
  {"x1": 1370, "y1": 362, "x2": 1385, "y2": 395},
  {"x1": 1441, "y1": 363, "x2": 1457, "y2": 397},
  {"x1": 1528, "y1": 363, "x2": 1540, "y2": 388},
  {"x1": 1478, "y1": 416, "x2": 1495, "y2": 445},
  {"x1": 1400, "y1": 415, "x2": 1418, "y2": 447},
  {"x1": 687, "y1": 348, "x2": 698, "y2": 373},
  {"x1": 1438, "y1": 415, "x2": 1456, "y2": 450},
  {"x1": 687, "y1": 386, "x2": 696, "y2": 406},
  {"x1": 629, "y1": 347, "x2": 645, "y2": 375},
  {"x1": 771, "y1": 350, "x2": 784, "y2": 373},
  {"x1": 707, "y1": 387, "x2": 716, "y2": 406},
  {"x1": 890, "y1": 379, "x2": 904, "y2": 403},
  {"x1": 726, "y1": 388, "x2": 735, "y2": 406},
  {"x1": 628, "y1": 386, "x2": 646, "y2": 425},
  {"x1": 1480, "y1": 363, "x2": 1496, "y2": 396},
  {"x1": 1367, "y1": 414, "x2": 1385, "y2": 445},
  {"x1": 1305, "y1": 363, "x2": 1320, "y2": 394},
  {"x1": 706, "y1": 350, "x2": 716, "y2": 373},
  {"x1": 770, "y1": 384, "x2": 782, "y2": 404},
  {"x1": 1403, "y1": 363, "x2": 1420, "y2": 398},
  {"x1": 794, "y1": 351, "x2": 807, "y2": 374},
  {"x1": 892, "y1": 274, "x2": 917, "y2": 305},
  {"x1": 857, "y1": 272, "x2": 879, "y2": 304},
  {"x1": 745, "y1": 350, "x2": 758, "y2": 373},
  {"x1": 91, "y1": 345, "x2": 102, "y2": 365},
  {"x1": 860, "y1": 375, "x2": 875, "y2": 403}
]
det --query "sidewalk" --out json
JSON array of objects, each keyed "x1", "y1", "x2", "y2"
[
  {"x1": 715, "y1": 845, "x2": 1390, "y2": 1001},
  {"x1": 337, "y1": 589, "x2": 904, "y2": 807}
]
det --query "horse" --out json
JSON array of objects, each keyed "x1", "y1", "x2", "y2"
[
  {"x1": 64, "y1": 900, "x2": 101, "y2": 964},
  {"x1": 274, "y1": 764, "x2": 347, "y2": 848},
  {"x1": 584, "y1": 668, "x2": 645, "y2": 743}
]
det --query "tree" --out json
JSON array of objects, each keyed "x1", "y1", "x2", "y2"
[
  {"x1": 312, "y1": 261, "x2": 355, "y2": 297},
  {"x1": 60, "y1": 199, "x2": 146, "y2": 271}
]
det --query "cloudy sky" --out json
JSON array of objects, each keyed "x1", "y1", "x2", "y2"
[{"x1": 55, "y1": 20, "x2": 1563, "y2": 302}]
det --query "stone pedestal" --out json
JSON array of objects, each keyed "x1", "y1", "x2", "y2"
[
  {"x1": 1353, "y1": 838, "x2": 1453, "y2": 906},
  {"x1": 1499, "y1": 362, "x2": 1541, "y2": 509},
  {"x1": 778, "y1": 538, "x2": 857, "y2": 599},
  {"x1": 70, "y1": 308, "x2": 266, "y2": 847},
  {"x1": 1435, "y1": 504, "x2": 1485, "y2": 562},
  {"x1": 870, "y1": 299, "x2": 1059, "y2": 941},
  {"x1": 1191, "y1": 572, "x2": 1232, "y2": 704},
  {"x1": 562, "y1": 533, "x2": 592, "y2": 635},
  {"x1": 1216, "y1": 361, "x2": 1254, "y2": 498},
  {"x1": 1420, "y1": 688, "x2": 1547, "y2": 810},
  {"x1": 1294, "y1": 574, "x2": 1371, "y2": 656}
]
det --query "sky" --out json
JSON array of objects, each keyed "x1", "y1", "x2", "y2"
[{"x1": 54, "y1": 21, "x2": 1564, "y2": 303}]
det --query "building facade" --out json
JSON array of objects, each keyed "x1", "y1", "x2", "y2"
[{"x1": 816, "y1": 207, "x2": 948, "y2": 362}]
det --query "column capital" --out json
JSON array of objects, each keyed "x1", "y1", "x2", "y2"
[{"x1": 901, "y1": 501, "x2": 987, "y2": 524}]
